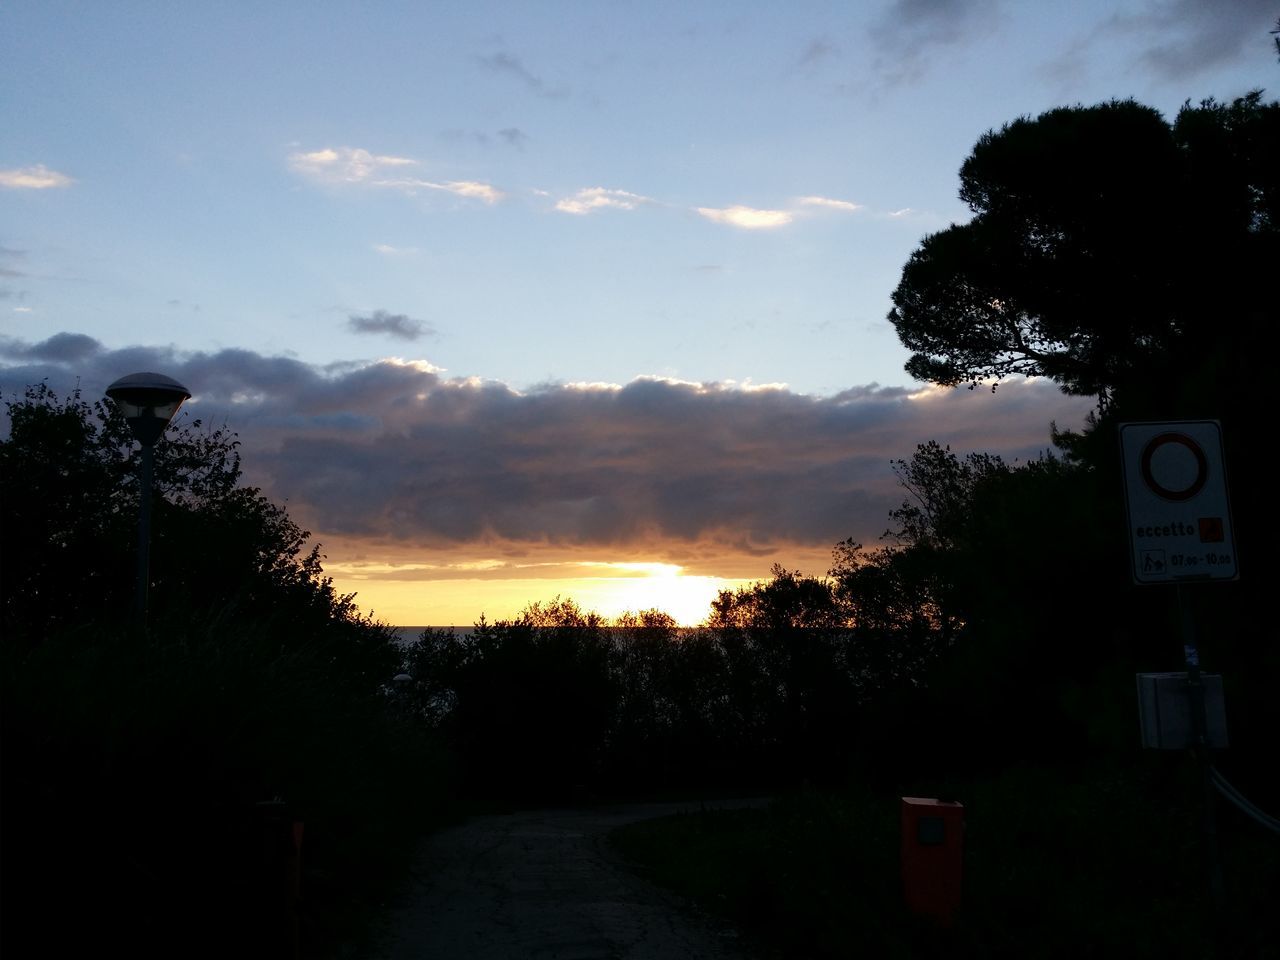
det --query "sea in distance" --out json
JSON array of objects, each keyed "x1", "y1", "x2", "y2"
[{"x1": 392, "y1": 625, "x2": 705, "y2": 645}]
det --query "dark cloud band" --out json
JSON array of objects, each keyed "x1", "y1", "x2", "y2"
[{"x1": 1, "y1": 332, "x2": 1092, "y2": 560}]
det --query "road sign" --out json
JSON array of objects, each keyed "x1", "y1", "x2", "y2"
[{"x1": 1119, "y1": 421, "x2": 1237, "y2": 584}]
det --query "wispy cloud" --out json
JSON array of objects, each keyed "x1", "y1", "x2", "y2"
[
  {"x1": 348, "y1": 310, "x2": 435, "y2": 341},
  {"x1": 869, "y1": 0, "x2": 1002, "y2": 86},
  {"x1": 287, "y1": 147, "x2": 415, "y2": 184},
  {"x1": 476, "y1": 50, "x2": 568, "y2": 98},
  {"x1": 0, "y1": 248, "x2": 29, "y2": 305},
  {"x1": 696, "y1": 205, "x2": 793, "y2": 230},
  {"x1": 498, "y1": 127, "x2": 529, "y2": 148},
  {"x1": 797, "y1": 38, "x2": 840, "y2": 68},
  {"x1": 1046, "y1": 0, "x2": 1277, "y2": 84},
  {"x1": 0, "y1": 165, "x2": 75, "y2": 190},
  {"x1": 289, "y1": 146, "x2": 503, "y2": 204},
  {"x1": 1130, "y1": 0, "x2": 1275, "y2": 78},
  {"x1": 371, "y1": 176, "x2": 504, "y2": 204},
  {"x1": 548, "y1": 190, "x2": 859, "y2": 225},
  {"x1": 797, "y1": 195, "x2": 862, "y2": 213},
  {"x1": 373, "y1": 243, "x2": 420, "y2": 257},
  {"x1": 555, "y1": 187, "x2": 652, "y2": 215},
  {"x1": 478, "y1": 51, "x2": 540, "y2": 87},
  {"x1": 438, "y1": 180, "x2": 503, "y2": 203}
]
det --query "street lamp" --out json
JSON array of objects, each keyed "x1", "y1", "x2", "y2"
[{"x1": 105, "y1": 372, "x2": 192, "y2": 623}]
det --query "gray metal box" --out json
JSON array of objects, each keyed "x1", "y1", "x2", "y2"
[{"x1": 1136, "y1": 672, "x2": 1228, "y2": 750}]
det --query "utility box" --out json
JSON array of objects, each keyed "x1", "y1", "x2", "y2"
[
  {"x1": 1136, "y1": 672, "x2": 1228, "y2": 749},
  {"x1": 900, "y1": 797, "x2": 963, "y2": 926}
]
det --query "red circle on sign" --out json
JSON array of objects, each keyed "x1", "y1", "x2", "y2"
[{"x1": 1140, "y1": 433, "x2": 1207, "y2": 502}]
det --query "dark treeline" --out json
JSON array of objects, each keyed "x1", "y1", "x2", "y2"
[{"x1": 398, "y1": 433, "x2": 1269, "y2": 804}]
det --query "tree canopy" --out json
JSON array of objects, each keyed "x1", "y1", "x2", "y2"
[
  {"x1": 0, "y1": 383, "x2": 366, "y2": 639},
  {"x1": 888, "y1": 92, "x2": 1279, "y2": 409}
]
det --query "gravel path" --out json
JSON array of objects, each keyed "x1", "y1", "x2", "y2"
[{"x1": 377, "y1": 800, "x2": 767, "y2": 960}]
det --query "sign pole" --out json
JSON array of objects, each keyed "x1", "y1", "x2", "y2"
[
  {"x1": 1121, "y1": 420, "x2": 1236, "y2": 939},
  {"x1": 1176, "y1": 584, "x2": 1226, "y2": 922}
]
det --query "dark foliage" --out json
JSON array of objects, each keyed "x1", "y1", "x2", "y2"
[
  {"x1": 882, "y1": 90, "x2": 1277, "y2": 784},
  {"x1": 1, "y1": 383, "x2": 365, "y2": 639},
  {"x1": 889, "y1": 92, "x2": 1278, "y2": 411},
  {"x1": 1, "y1": 383, "x2": 451, "y2": 958},
  {"x1": 399, "y1": 563, "x2": 962, "y2": 799}
]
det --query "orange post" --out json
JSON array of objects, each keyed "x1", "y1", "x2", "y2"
[{"x1": 900, "y1": 797, "x2": 964, "y2": 926}]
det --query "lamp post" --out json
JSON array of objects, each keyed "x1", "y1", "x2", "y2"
[{"x1": 105, "y1": 372, "x2": 191, "y2": 624}]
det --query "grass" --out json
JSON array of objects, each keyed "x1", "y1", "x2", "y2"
[{"x1": 610, "y1": 760, "x2": 1280, "y2": 959}]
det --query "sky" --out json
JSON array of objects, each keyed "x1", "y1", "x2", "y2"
[{"x1": 2, "y1": 1, "x2": 1275, "y2": 625}]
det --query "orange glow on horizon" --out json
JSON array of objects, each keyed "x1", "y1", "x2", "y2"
[{"x1": 328, "y1": 563, "x2": 758, "y2": 628}]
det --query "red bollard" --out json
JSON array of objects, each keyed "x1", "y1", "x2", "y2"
[{"x1": 900, "y1": 797, "x2": 964, "y2": 926}]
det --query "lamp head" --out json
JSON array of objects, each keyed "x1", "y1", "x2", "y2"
[{"x1": 105, "y1": 372, "x2": 192, "y2": 447}]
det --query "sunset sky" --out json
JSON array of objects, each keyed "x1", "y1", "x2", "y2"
[{"x1": 3, "y1": 2, "x2": 1274, "y2": 625}]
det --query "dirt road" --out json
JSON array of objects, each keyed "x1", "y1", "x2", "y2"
[{"x1": 377, "y1": 800, "x2": 766, "y2": 959}]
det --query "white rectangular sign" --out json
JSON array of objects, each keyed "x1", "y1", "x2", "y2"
[{"x1": 1119, "y1": 420, "x2": 1237, "y2": 584}]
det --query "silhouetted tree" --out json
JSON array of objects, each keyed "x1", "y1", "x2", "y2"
[
  {"x1": 888, "y1": 92, "x2": 1278, "y2": 412},
  {"x1": 708, "y1": 567, "x2": 856, "y2": 780},
  {"x1": 882, "y1": 93, "x2": 1276, "y2": 775},
  {"x1": 1, "y1": 383, "x2": 366, "y2": 639}
]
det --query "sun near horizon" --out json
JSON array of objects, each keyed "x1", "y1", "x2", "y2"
[{"x1": 327, "y1": 560, "x2": 761, "y2": 629}]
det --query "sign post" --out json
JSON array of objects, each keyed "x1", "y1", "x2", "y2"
[{"x1": 1120, "y1": 420, "x2": 1234, "y2": 921}]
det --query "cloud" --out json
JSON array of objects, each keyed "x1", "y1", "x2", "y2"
[
  {"x1": 478, "y1": 51, "x2": 541, "y2": 87},
  {"x1": 1043, "y1": 1, "x2": 1275, "y2": 88},
  {"x1": 373, "y1": 243, "x2": 422, "y2": 258},
  {"x1": 476, "y1": 51, "x2": 567, "y2": 98},
  {"x1": 548, "y1": 191, "x2": 860, "y2": 225},
  {"x1": 1, "y1": 248, "x2": 29, "y2": 300},
  {"x1": 1, "y1": 165, "x2": 75, "y2": 190},
  {"x1": 348, "y1": 310, "x2": 435, "y2": 341},
  {"x1": 498, "y1": 128, "x2": 529, "y2": 147},
  {"x1": 0, "y1": 332, "x2": 103, "y2": 363},
  {"x1": 0, "y1": 333, "x2": 1093, "y2": 571},
  {"x1": 797, "y1": 196, "x2": 862, "y2": 213},
  {"x1": 287, "y1": 147, "x2": 415, "y2": 184},
  {"x1": 797, "y1": 38, "x2": 840, "y2": 67},
  {"x1": 373, "y1": 177, "x2": 505, "y2": 204},
  {"x1": 438, "y1": 180, "x2": 503, "y2": 203},
  {"x1": 696, "y1": 205, "x2": 794, "y2": 230},
  {"x1": 0, "y1": 165, "x2": 76, "y2": 189},
  {"x1": 1108, "y1": 0, "x2": 1274, "y2": 80},
  {"x1": 869, "y1": 0, "x2": 1002, "y2": 85},
  {"x1": 555, "y1": 187, "x2": 652, "y2": 215},
  {"x1": 288, "y1": 146, "x2": 503, "y2": 204}
]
